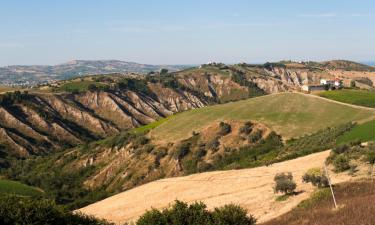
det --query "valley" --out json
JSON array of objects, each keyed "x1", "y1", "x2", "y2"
[{"x1": 1, "y1": 60, "x2": 375, "y2": 224}]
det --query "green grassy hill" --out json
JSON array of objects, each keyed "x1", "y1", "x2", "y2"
[
  {"x1": 337, "y1": 119, "x2": 375, "y2": 144},
  {"x1": 318, "y1": 89, "x2": 375, "y2": 108},
  {"x1": 150, "y1": 93, "x2": 375, "y2": 142},
  {"x1": 0, "y1": 180, "x2": 44, "y2": 197}
]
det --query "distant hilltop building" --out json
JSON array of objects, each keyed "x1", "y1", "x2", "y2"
[{"x1": 302, "y1": 78, "x2": 343, "y2": 93}]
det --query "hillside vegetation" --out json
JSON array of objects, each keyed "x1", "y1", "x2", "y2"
[{"x1": 150, "y1": 93, "x2": 375, "y2": 142}]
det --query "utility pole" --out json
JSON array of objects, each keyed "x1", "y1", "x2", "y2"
[{"x1": 324, "y1": 163, "x2": 338, "y2": 208}]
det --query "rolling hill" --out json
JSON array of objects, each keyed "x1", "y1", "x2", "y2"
[
  {"x1": 78, "y1": 150, "x2": 357, "y2": 224},
  {"x1": 150, "y1": 93, "x2": 375, "y2": 142},
  {"x1": 0, "y1": 179, "x2": 44, "y2": 197}
]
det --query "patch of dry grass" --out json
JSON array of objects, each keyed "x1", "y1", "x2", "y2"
[{"x1": 262, "y1": 180, "x2": 375, "y2": 225}]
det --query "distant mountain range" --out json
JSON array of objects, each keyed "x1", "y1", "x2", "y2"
[
  {"x1": 0, "y1": 60, "x2": 191, "y2": 86},
  {"x1": 363, "y1": 61, "x2": 375, "y2": 66}
]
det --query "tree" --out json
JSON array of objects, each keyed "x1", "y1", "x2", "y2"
[
  {"x1": 160, "y1": 68, "x2": 169, "y2": 75},
  {"x1": 302, "y1": 168, "x2": 329, "y2": 188},
  {"x1": 274, "y1": 172, "x2": 296, "y2": 195}
]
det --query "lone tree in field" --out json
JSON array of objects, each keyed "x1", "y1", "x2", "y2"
[
  {"x1": 274, "y1": 172, "x2": 296, "y2": 195},
  {"x1": 302, "y1": 168, "x2": 329, "y2": 188}
]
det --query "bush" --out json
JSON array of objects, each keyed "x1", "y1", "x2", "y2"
[
  {"x1": 207, "y1": 137, "x2": 220, "y2": 152},
  {"x1": 136, "y1": 201, "x2": 256, "y2": 225},
  {"x1": 248, "y1": 130, "x2": 262, "y2": 143},
  {"x1": 175, "y1": 142, "x2": 191, "y2": 159},
  {"x1": 0, "y1": 195, "x2": 110, "y2": 225},
  {"x1": 274, "y1": 172, "x2": 296, "y2": 195},
  {"x1": 302, "y1": 168, "x2": 329, "y2": 188},
  {"x1": 218, "y1": 122, "x2": 231, "y2": 136},
  {"x1": 333, "y1": 155, "x2": 350, "y2": 172},
  {"x1": 332, "y1": 144, "x2": 350, "y2": 154},
  {"x1": 239, "y1": 122, "x2": 253, "y2": 135},
  {"x1": 211, "y1": 204, "x2": 256, "y2": 225}
]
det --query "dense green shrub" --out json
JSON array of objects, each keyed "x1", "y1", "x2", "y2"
[
  {"x1": 0, "y1": 195, "x2": 110, "y2": 225},
  {"x1": 136, "y1": 201, "x2": 256, "y2": 225},
  {"x1": 274, "y1": 172, "x2": 296, "y2": 195}
]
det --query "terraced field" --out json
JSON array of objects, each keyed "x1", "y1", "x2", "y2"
[
  {"x1": 150, "y1": 93, "x2": 375, "y2": 142},
  {"x1": 0, "y1": 180, "x2": 44, "y2": 197}
]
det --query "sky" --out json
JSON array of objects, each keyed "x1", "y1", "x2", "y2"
[{"x1": 0, "y1": 0, "x2": 374, "y2": 66}]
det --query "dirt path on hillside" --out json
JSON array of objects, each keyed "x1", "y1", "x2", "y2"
[{"x1": 79, "y1": 150, "x2": 358, "y2": 224}]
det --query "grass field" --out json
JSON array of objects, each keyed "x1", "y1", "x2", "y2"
[
  {"x1": 150, "y1": 93, "x2": 375, "y2": 142},
  {"x1": 318, "y1": 89, "x2": 375, "y2": 108},
  {"x1": 337, "y1": 120, "x2": 375, "y2": 144},
  {"x1": 58, "y1": 81, "x2": 108, "y2": 92},
  {"x1": 0, "y1": 179, "x2": 44, "y2": 197}
]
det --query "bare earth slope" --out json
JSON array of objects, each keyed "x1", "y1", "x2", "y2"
[{"x1": 79, "y1": 150, "x2": 354, "y2": 224}]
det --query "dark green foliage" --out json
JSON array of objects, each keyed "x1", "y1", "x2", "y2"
[
  {"x1": 248, "y1": 130, "x2": 262, "y2": 143},
  {"x1": 333, "y1": 155, "x2": 350, "y2": 172},
  {"x1": 218, "y1": 122, "x2": 231, "y2": 136},
  {"x1": 0, "y1": 195, "x2": 111, "y2": 225},
  {"x1": 0, "y1": 91, "x2": 30, "y2": 106},
  {"x1": 136, "y1": 201, "x2": 256, "y2": 225},
  {"x1": 207, "y1": 137, "x2": 220, "y2": 152},
  {"x1": 274, "y1": 172, "x2": 296, "y2": 195},
  {"x1": 211, "y1": 204, "x2": 257, "y2": 225},
  {"x1": 175, "y1": 142, "x2": 191, "y2": 160},
  {"x1": 160, "y1": 69, "x2": 169, "y2": 75},
  {"x1": 332, "y1": 144, "x2": 350, "y2": 154},
  {"x1": 239, "y1": 122, "x2": 253, "y2": 135},
  {"x1": 116, "y1": 78, "x2": 154, "y2": 97}
]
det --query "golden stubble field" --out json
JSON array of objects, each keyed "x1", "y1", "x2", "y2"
[{"x1": 79, "y1": 150, "x2": 358, "y2": 224}]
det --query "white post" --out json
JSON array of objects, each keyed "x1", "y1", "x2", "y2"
[{"x1": 324, "y1": 163, "x2": 338, "y2": 208}]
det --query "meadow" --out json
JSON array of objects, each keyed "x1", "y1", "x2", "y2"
[
  {"x1": 337, "y1": 120, "x2": 375, "y2": 144},
  {"x1": 318, "y1": 89, "x2": 375, "y2": 108},
  {"x1": 150, "y1": 93, "x2": 375, "y2": 142},
  {"x1": 0, "y1": 179, "x2": 44, "y2": 197}
]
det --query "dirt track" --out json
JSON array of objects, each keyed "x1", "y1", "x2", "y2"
[{"x1": 79, "y1": 150, "x2": 356, "y2": 224}]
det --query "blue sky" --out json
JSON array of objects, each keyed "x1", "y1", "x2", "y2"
[{"x1": 0, "y1": 0, "x2": 374, "y2": 66}]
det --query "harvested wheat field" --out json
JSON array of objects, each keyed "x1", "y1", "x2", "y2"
[{"x1": 79, "y1": 150, "x2": 357, "y2": 224}]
